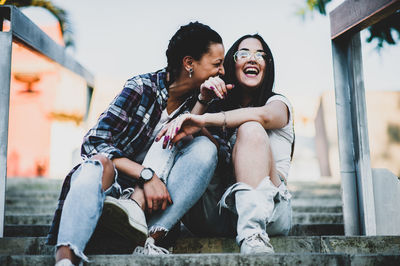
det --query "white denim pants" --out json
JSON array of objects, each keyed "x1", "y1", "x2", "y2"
[{"x1": 219, "y1": 177, "x2": 292, "y2": 244}]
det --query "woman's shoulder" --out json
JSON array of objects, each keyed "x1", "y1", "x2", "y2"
[
  {"x1": 267, "y1": 93, "x2": 294, "y2": 117},
  {"x1": 267, "y1": 93, "x2": 292, "y2": 107},
  {"x1": 123, "y1": 69, "x2": 167, "y2": 95}
]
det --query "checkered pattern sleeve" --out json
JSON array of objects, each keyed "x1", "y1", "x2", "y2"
[{"x1": 81, "y1": 79, "x2": 143, "y2": 160}]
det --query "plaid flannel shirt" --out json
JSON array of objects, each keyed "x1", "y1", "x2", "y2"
[{"x1": 46, "y1": 69, "x2": 194, "y2": 245}]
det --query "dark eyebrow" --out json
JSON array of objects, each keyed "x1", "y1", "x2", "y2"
[{"x1": 238, "y1": 48, "x2": 265, "y2": 53}]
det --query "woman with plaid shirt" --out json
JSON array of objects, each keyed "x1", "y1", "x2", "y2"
[{"x1": 51, "y1": 22, "x2": 231, "y2": 265}]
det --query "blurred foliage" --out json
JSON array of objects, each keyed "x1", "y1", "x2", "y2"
[
  {"x1": 2, "y1": 0, "x2": 74, "y2": 47},
  {"x1": 298, "y1": 0, "x2": 400, "y2": 50},
  {"x1": 388, "y1": 124, "x2": 400, "y2": 143}
]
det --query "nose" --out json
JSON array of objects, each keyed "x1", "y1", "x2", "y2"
[
  {"x1": 219, "y1": 65, "x2": 225, "y2": 76},
  {"x1": 248, "y1": 53, "x2": 258, "y2": 62}
]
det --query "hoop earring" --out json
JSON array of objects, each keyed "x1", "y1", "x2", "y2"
[{"x1": 188, "y1": 68, "x2": 193, "y2": 78}]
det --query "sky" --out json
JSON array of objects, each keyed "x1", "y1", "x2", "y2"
[{"x1": 23, "y1": 0, "x2": 399, "y2": 98}]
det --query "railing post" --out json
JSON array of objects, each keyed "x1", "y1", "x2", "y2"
[
  {"x1": 0, "y1": 29, "x2": 13, "y2": 237},
  {"x1": 331, "y1": 32, "x2": 376, "y2": 236}
]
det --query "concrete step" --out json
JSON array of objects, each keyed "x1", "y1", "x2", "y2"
[
  {"x1": 4, "y1": 203, "x2": 343, "y2": 216},
  {"x1": 5, "y1": 198, "x2": 58, "y2": 206},
  {"x1": 4, "y1": 190, "x2": 341, "y2": 205},
  {"x1": 6, "y1": 178, "x2": 341, "y2": 191},
  {"x1": 293, "y1": 212, "x2": 343, "y2": 224},
  {"x1": 4, "y1": 225, "x2": 50, "y2": 237},
  {"x1": 292, "y1": 205, "x2": 342, "y2": 213},
  {"x1": 4, "y1": 223, "x2": 344, "y2": 238},
  {"x1": 289, "y1": 224, "x2": 344, "y2": 236},
  {"x1": 5, "y1": 197, "x2": 342, "y2": 208},
  {"x1": 175, "y1": 235, "x2": 400, "y2": 255},
  {"x1": 6, "y1": 178, "x2": 63, "y2": 191},
  {"x1": 0, "y1": 253, "x2": 399, "y2": 266},
  {"x1": 291, "y1": 198, "x2": 342, "y2": 208},
  {"x1": 5, "y1": 211, "x2": 344, "y2": 225},
  {"x1": 5, "y1": 206, "x2": 57, "y2": 215},
  {"x1": 288, "y1": 180, "x2": 341, "y2": 190},
  {"x1": 1, "y1": 236, "x2": 399, "y2": 255},
  {"x1": 5, "y1": 215, "x2": 54, "y2": 225}
]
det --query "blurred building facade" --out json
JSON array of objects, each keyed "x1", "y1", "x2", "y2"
[
  {"x1": 315, "y1": 90, "x2": 400, "y2": 178},
  {"x1": 7, "y1": 22, "x2": 90, "y2": 178}
]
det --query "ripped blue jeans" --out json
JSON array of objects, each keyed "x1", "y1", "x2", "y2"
[{"x1": 56, "y1": 136, "x2": 217, "y2": 261}]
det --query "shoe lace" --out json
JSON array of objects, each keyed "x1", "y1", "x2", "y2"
[
  {"x1": 121, "y1": 188, "x2": 135, "y2": 200},
  {"x1": 245, "y1": 233, "x2": 272, "y2": 248},
  {"x1": 133, "y1": 237, "x2": 169, "y2": 255}
]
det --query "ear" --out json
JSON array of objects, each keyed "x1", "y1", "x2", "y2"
[{"x1": 182, "y1": 56, "x2": 194, "y2": 72}]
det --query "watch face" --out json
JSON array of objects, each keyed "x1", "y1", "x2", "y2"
[{"x1": 141, "y1": 168, "x2": 154, "y2": 181}]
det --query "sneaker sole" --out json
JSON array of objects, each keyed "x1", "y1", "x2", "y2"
[{"x1": 99, "y1": 197, "x2": 148, "y2": 246}]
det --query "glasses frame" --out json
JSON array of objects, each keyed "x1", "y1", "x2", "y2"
[{"x1": 233, "y1": 50, "x2": 267, "y2": 63}]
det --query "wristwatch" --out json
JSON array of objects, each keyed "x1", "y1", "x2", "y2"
[
  {"x1": 139, "y1": 167, "x2": 155, "y2": 185},
  {"x1": 197, "y1": 93, "x2": 213, "y2": 106}
]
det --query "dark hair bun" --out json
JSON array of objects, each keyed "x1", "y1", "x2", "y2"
[{"x1": 166, "y1": 22, "x2": 222, "y2": 84}]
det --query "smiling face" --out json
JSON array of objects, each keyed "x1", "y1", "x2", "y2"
[
  {"x1": 192, "y1": 43, "x2": 225, "y2": 87},
  {"x1": 235, "y1": 38, "x2": 266, "y2": 90}
]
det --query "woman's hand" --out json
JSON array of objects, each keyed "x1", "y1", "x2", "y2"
[
  {"x1": 200, "y1": 76, "x2": 234, "y2": 101},
  {"x1": 156, "y1": 113, "x2": 205, "y2": 148},
  {"x1": 143, "y1": 175, "x2": 172, "y2": 214}
]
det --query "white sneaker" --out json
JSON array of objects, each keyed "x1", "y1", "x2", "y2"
[
  {"x1": 54, "y1": 258, "x2": 74, "y2": 266},
  {"x1": 133, "y1": 237, "x2": 170, "y2": 255},
  {"x1": 99, "y1": 192, "x2": 148, "y2": 247},
  {"x1": 240, "y1": 233, "x2": 274, "y2": 254}
]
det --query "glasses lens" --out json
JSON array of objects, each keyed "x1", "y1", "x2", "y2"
[
  {"x1": 254, "y1": 52, "x2": 266, "y2": 61},
  {"x1": 234, "y1": 50, "x2": 250, "y2": 61},
  {"x1": 234, "y1": 50, "x2": 266, "y2": 62}
]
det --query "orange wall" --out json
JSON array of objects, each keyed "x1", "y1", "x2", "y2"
[{"x1": 7, "y1": 23, "x2": 63, "y2": 177}]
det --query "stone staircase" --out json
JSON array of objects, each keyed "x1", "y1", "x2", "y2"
[{"x1": 1, "y1": 177, "x2": 399, "y2": 265}]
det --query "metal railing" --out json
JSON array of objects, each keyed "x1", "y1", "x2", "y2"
[
  {"x1": 0, "y1": 5, "x2": 94, "y2": 237},
  {"x1": 329, "y1": 0, "x2": 400, "y2": 235}
]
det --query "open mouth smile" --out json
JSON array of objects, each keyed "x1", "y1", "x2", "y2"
[{"x1": 243, "y1": 66, "x2": 259, "y2": 77}]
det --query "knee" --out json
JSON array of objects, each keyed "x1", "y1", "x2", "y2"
[
  {"x1": 236, "y1": 122, "x2": 269, "y2": 146},
  {"x1": 190, "y1": 136, "x2": 218, "y2": 168},
  {"x1": 91, "y1": 154, "x2": 114, "y2": 176}
]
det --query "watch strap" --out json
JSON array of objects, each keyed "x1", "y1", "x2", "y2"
[{"x1": 197, "y1": 94, "x2": 212, "y2": 106}]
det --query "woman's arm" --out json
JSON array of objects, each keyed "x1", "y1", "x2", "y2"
[
  {"x1": 203, "y1": 100, "x2": 288, "y2": 129},
  {"x1": 157, "y1": 100, "x2": 289, "y2": 146},
  {"x1": 191, "y1": 76, "x2": 233, "y2": 115},
  {"x1": 112, "y1": 157, "x2": 172, "y2": 212}
]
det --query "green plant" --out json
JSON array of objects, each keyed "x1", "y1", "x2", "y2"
[
  {"x1": 3, "y1": 0, "x2": 74, "y2": 47},
  {"x1": 297, "y1": 0, "x2": 400, "y2": 50}
]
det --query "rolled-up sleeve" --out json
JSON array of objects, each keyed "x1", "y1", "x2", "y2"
[{"x1": 81, "y1": 79, "x2": 143, "y2": 160}]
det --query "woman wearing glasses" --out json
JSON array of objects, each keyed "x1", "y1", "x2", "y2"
[
  {"x1": 158, "y1": 34, "x2": 294, "y2": 254},
  {"x1": 50, "y1": 22, "x2": 228, "y2": 265}
]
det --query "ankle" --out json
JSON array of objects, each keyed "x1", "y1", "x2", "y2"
[
  {"x1": 150, "y1": 229, "x2": 167, "y2": 241},
  {"x1": 56, "y1": 246, "x2": 79, "y2": 265},
  {"x1": 131, "y1": 187, "x2": 145, "y2": 210}
]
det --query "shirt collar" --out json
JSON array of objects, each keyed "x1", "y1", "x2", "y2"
[{"x1": 156, "y1": 68, "x2": 169, "y2": 110}]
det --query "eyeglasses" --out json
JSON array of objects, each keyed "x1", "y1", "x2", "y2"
[{"x1": 233, "y1": 50, "x2": 267, "y2": 62}]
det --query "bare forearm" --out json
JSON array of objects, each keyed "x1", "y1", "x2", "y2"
[
  {"x1": 112, "y1": 157, "x2": 144, "y2": 180},
  {"x1": 203, "y1": 107, "x2": 266, "y2": 129},
  {"x1": 191, "y1": 101, "x2": 208, "y2": 115}
]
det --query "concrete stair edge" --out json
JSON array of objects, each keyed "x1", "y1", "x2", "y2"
[
  {"x1": 1, "y1": 253, "x2": 400, "y2": 266},
  {"x1": 1, "y1": 236, "x2": 400, "y2": 256}
]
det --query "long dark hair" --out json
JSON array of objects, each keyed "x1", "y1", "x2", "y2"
[
  {"x1": 223, "y1": 34, "x2": 275, "y2": 110},
  {"x1": 166, "y1": 22, "x2": 222, "y2": 85},
  {"x1": 222, "y1": 34, "x2": 295, "y2": 159}
]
